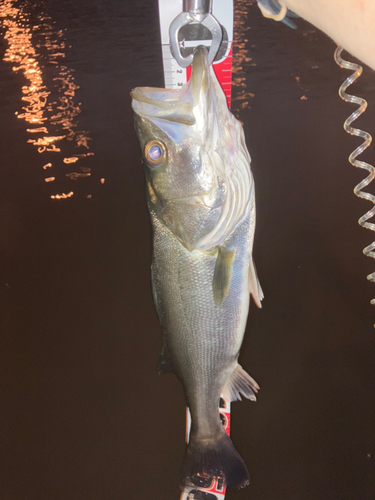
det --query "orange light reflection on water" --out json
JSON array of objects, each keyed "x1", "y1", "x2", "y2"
[
  {"x1": 232, "y1": 0, "x2": 256, "y2": 112},
  {"x1": 0, "y1": 0, "x2": 96, "y2": 199},
  {"x1": 50, "y1": 192, "x2": 74, "y2": 200}
]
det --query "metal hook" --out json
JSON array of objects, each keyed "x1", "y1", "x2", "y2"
[{"x1": 169, "y1": 0, "x2": 223, "y2": 68}]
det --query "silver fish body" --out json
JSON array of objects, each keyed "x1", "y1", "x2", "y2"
[{"x1": 131, "y1": 46, "x2": 262, "y2": 489}]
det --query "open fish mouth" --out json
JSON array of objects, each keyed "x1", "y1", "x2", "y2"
[
  {"x1": 131, "y1": 87, "x2": 196, "y2": 125},
  {"x1": 131, "y1": 45, "x2": 212, "y2": 126},
  {"x1": 132, "y1": 44, "x2": 253, "y2": 251}
]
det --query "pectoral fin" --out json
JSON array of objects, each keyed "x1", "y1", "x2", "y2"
[
  {"x1": 151, "y1": 264, "x2": 160, "y2": 318},
  {"x1": 249, "y1": 257, "x2": 264, "y2": 308},
  {"x1": 212, "y1": 246, "x2": 235, "y2": 306},
  {"x1": 157, "y1": 343, "x2": 174, "y2": 374}
]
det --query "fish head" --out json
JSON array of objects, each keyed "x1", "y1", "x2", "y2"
[{"x1": 131, "y1": 46, "x2": 253, "y2": 252}]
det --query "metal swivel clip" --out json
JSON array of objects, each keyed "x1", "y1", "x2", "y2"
[{"x1": 169, "y1": 0, "x2": 222, "y2": 67}]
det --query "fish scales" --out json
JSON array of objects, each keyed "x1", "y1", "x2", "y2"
[
  {"x1": 131, "y1": 46, "x2": 263, "y2": 489},
  {"x1": 151, "y1": 208, "x2": 253, "y2": 424}
]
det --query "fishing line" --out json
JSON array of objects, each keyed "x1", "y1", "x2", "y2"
[{"x1": 334, "y1": 46, "x2": 375, "y2": 323}]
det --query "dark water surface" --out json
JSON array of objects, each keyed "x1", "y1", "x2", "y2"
[{"x1": 1, "y1": 0, "x2": 375, "y2": 498}]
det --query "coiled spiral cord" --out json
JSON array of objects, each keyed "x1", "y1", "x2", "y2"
[{"x1": 334, "y1": 46, "x2": 375, "y2": 315}]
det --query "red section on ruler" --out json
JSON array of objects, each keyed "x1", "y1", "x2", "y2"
[
  {"x1": 222, "y1": 410, "x2": 231, "y2": 436},
  {"x1": 186, "y1": 47, "x2": 233, "y2": 109},
  {"x1": 193, "y1": 477, "x2": 227, "y2": 496}
]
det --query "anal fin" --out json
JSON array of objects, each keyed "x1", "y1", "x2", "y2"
[{"x1": 222, "y1": 363, "x2": 260, "y2": 402}]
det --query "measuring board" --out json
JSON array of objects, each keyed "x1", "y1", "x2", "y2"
[
  {"x1": 158, "y1": 2, "x2": 234, "y2": 498},
  {"x1": 158, "y1": 0, "x2": 233, "y2": 108}
]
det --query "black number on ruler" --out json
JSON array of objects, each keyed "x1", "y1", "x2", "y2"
[
  {"x1": 177, "y1": 69, "x2": 182, "y2": 73},
  {"x1": 177, "y1": 82, "x2": 183, "y2": 86}
]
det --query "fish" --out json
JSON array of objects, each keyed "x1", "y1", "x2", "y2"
[{"x1": 131, "y1": 45, "x2": 263, "y2": 489}]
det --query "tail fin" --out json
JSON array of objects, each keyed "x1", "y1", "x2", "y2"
[{"x1": 180, "y1": 432, "x2": 249, "y2": 489}]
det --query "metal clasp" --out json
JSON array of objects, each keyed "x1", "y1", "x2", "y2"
[{"x1": 169, "y1": 0, "x2": 223, "y2": 68}]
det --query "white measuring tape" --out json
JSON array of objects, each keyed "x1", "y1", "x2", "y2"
[{"x1": 158, "y1": 0, "x2": 233, "y2": 108}]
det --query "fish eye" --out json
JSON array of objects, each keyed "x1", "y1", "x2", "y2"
[{"x1": 144, "y1": 140, "x2": 166, "y2": 167}]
